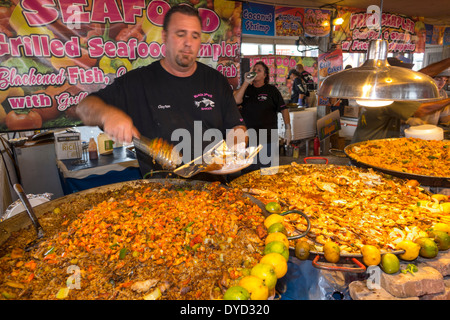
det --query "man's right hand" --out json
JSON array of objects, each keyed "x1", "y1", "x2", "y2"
[{"x1": 101, "y1": 107, "x2": 140, "y2": 143}]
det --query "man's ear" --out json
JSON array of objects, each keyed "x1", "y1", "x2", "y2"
[{"x1": 162, "y1": 30, "x2": 167, "y2": 43}]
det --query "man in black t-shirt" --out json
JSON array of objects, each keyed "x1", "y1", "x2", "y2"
[
  {"x1": 295, "y1": 64, "x2": 315, "y2": 106},
  {"x1": 76, "y1": 5, "x2": 246, "y2": 177}
]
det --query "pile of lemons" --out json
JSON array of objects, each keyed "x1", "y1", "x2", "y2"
[
  {"x1": 223, "y1": 200, "x2": 450, "y2": 299},
  {"x1": 313, "y1": 223, "x2": 450, "y2": 275},
  {"x1": 223, "y1": 202, "x2": 289, "y2": 300}
]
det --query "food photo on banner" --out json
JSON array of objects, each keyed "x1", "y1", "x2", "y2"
[{"x1": 0, "y1": 0, "x2": 242, "y2": 133}]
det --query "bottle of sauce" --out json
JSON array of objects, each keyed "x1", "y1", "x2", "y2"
[{"x1": 88, "y1": 137, "x2": 98, "y2": 160}]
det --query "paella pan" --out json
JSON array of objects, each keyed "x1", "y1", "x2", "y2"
[
  {"x1": 0, "y1": 179, "x2": 273, "y2": 300},
  {"x1": 344, "y1": 137, "x2": 450, "y2": 187},
  {"x1": 230, "y1": 163, "x2": 449, "y2": 266}
]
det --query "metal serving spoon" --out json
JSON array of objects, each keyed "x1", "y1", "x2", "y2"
[{"x1": 13, "y1": 184, "x2": 45, "y2": 251}]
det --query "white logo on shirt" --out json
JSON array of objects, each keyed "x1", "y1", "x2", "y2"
[
  {"x1": 158, "y1": 105, "x2": 171, "y2": 109},
  {"x1": 194, "y1": 98, "x2": 215, "y2": 110}
]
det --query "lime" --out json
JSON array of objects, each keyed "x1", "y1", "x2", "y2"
[
  {"x1": 267, "y1": 222, "x2": 287, "y2": 235},
  {"x1": 396, "y1": 240, "x2": 420, "y2": 261},
  {"x1": 260, "y1": 253, "x2": 288, "y2": 279},
  {"x1": 323, "y1": 241, "x2": 340, "y2": 263},
  {"x1": 238, "y1": 276, "x2": 269, "y2": 300},
  {"x1": 294, "y1": 240, "x2": 311, "y2": 260},
  {"x1": 381, "y1": 253, "x2": 400, "y2": 274},
  {"x1": 265, "y1": 202, "x2": 281, "y2": 214},
  {"x1": 415, "y1": 237, "x2": 439, "y2": 258},
  {"x1": 428, "y1": 230, "x2": 450, "y2": 250},
  {"x1": 361, "y1": 245, "x2": 381, "y2": 266},
  {"x1": 264, "y1": 214, "x2": 284, "y2": 229},
  {"x1": 250, "y1": 263, "x2": 278, "y2": 290},
  {"x1": 264, "y1": 240, "x2": 289, "y2": 261},
  {"x1": 223, "y1": 286, "x2": 250, "y2": 300}
]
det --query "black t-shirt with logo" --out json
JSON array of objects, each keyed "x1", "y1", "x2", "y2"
[
  {"x1": 91, "y1": 61, "x2": 244, "y2": 174},
  {"x1": 239, "y1": 83, "x2": 286, "y2": 143}
]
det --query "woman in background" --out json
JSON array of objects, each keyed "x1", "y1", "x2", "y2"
[{"x1": 234, "y1": 61, "x2": 291, "y2": 172}]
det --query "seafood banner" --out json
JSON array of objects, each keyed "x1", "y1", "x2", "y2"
[
  {"x1": 0, "y1": 0, "x2": 242, "y2": 132},
  {"x1": 425, "y1": 23, "x2": 447, "y2": 45},
  {"x1": 332, "y1": 6, "x2": 427, "y2": 53},
  {"x1": 317, "y1": 48, "x2": 343, "y2": 107}
]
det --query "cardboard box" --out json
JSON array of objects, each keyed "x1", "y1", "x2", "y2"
[
  {"x1": 343, "y1": 105, "x2": 361, "y2": 118},
  {"x1": 54, "y1": 130, "x2": 82, "y2": 160}
]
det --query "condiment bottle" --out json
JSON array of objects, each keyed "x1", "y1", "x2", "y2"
[
  {"x1": 313, "y1": 136, "x2": 320, "y2": 156},
  {"x1": 97, "y1": 133, "x2": 114, "y2": 155},
  {"x1": 293, "y1": 146, "x2": 299, "y2": 158},
  {"x1": 88, "y1": 137, "x2": 98, "y2": 160},
  {"x1": 286, "y1": 144, "x2": 293, "y2": 157}
]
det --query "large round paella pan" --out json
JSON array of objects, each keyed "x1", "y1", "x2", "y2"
[
  {"x1": 230, "y1": 163, "x2": 449, "y2": 270},
  {"x1": 344, "y1": 137, "x2": 450, "y2": 188},
  {"x1": 0, "y1": 179, "x2": 273, "y2": 300}
]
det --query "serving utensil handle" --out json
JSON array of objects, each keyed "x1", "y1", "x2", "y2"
[
  {"x1": 13, "y1": 184, "x2": 45, "y2": 239},
  {"x1": 312, "y1": 255, "x2": 367, "y2": 273}
]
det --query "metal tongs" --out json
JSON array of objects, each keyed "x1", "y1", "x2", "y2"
[
  {"x1": 133, "y1": 135, "x2": 262, "y2": 178},
  {"x1": 173, "y1": 140, "x2": 262, "y2": 178},
  {"x1": 13, "y1": 184, "x2": 45, "y2": 251}
]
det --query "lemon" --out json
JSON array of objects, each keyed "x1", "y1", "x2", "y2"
[
  {"x1": 396, "y1": 240, "x2": 420, "y2": 261},
  {"x1": 431, "y1": 223, "x2": 450, "y2": 235},
  {"x1": 265, "y1": 232, "x2": 289, "y2": 248},
  {"x1": 260, "y1": 253, "x2": 288, "y2": 279},
  {"x1": 238, "y1": 276, "x2": 269, "y2": 300},
  {"x1": 440, "y1": 203, "x2": 450, "y2": 214},
  {"x1": 264, "y1": 214, "x2": 284, "y2": 229},
  {"x1": 361, "y1": 245, "x2": 381, "y2": 266},
  {"x1": 294, "y1": 240, "x2": 311, "y2": 260},
  {"x1": 223, "y1": 286, "x2": 250, "y2": 300},
  {"x1": 264, "y1": 241, "x2": 289, "y2": 261},
  {"x1": 381, "y1": 253, "x2": 400, "y2": 274},
  {"x1": 250, "y1": 263, "x2": 278, "y2": 290},
  {"x1": 323, "y1": 241, "x2": 340, "y2": 263},
  {"x1": 265, "y1": 202, "x2": 281, "y2": 214},
  {"x1": 267, "y1": 222, "x2": 287, "y2": 235},
  {"x1": 431, "y1": 194, "x2": 448, "y2": 202}
]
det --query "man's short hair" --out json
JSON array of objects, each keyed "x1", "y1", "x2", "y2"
[
  {"x1": 288, "y1": 69, "x2": 300, "y2": 78},
  {"x1": 163, "y1": 4, "x2": 202, "y2": 31}
]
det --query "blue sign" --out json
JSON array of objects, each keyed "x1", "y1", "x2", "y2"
[
  {"x1": 425, "y1": 23, "x2": 434, "y2": 44},
  {"x1": 444, "y1": 27, "x2": 450, "y2": 46},
  {"x1": 242, "y1": 2, "x2": 275, "y2": 36}
]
